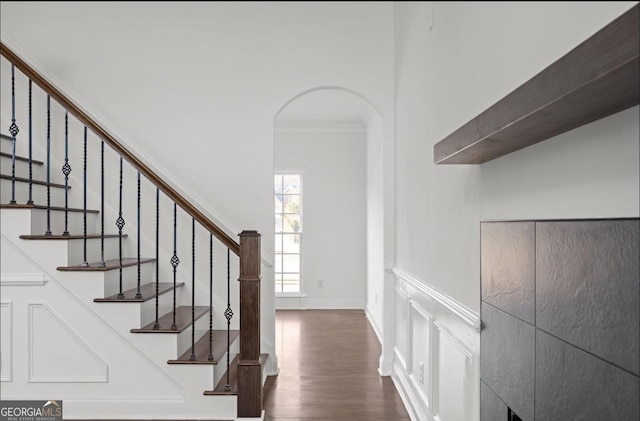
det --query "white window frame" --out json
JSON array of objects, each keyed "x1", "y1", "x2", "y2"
[{"x1": 274, "y1": 168, "x2": 304, "y2": 297}]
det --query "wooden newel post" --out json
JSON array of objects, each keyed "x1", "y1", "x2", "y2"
[{"x1": 237, "y1": 230, "x2": 262, "y2": 418}]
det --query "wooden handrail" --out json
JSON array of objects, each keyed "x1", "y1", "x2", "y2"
[{"x1": 1, "y1": 41, "x2": 240, "y2": 255}]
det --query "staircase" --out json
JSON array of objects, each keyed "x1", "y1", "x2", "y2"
[{"x1": 0, "y1": 42, "x2": 266, "y2": 420}]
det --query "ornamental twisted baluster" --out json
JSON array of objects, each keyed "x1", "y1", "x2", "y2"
[
  {"x1": 208, "y1": 233, "x2": 214, "y2": 361},
  {"x1": 81, "y1": 127, "x2": 89, "y2": 266},
  {"x1": 136, "y1": 171, "x2": 142, "y2": 299},
  {"x1": 45, "y1": 95, "x2": 51, "y2": 235},
  {"x1": 170, "y1": 203, "x2": 180, "y2": 330},
  {"x1": 116, "y1": 156, "x2": 125, "y2": 298},
  {"x1": 225, "y1": 247, "x2": 233, "y2": 392},
  {"x1": 8, "y1": 64, "x2": 19, "y2": 204},
  {"x1": 154, "y1": 187, "x2": 160, "y2": 329},
  {"x1": 190, "y1": 218, "x2": 196, "y2": 361},
  {"x1": 99, "y1": 141, "x2": 106, "y2": 267},
  {"x1": 62, "y1": 111, "x2": 71, "y2": 236},
  {"x1": 27, "y1": 79, "x2": 33, "y2": 205}
]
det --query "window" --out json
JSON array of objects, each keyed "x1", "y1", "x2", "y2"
[{"x1": 274, "y1": 172, "x2": 302, "y2": 293}]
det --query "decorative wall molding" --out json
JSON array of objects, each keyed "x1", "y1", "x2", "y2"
[
  {"x1": 392, "y1": 268, "x2": 481, "y2": 421},
  {"x1": 274, "y1": 121, "x2": 366, "y2": 133},
  {"x1": 28, "y1": 303, "x2": 108, "y2": 383},
  {"x1": 0, "y1": 232, "x2": 184, "y2": 395},
  {"x1": 392, "y1": 359, "x2": 430, "y2": 421},
  {"x1": 0, "y1": 301, "x2": 13, "y2": 382},
  {"x1": 434, "y1": 321, "x2": 474, "y2": 359},
  {"x1": 392, "y1": 267, "x2": 480, "y2": 331},
  {"x1": 1, "y1": 273, "x2": 48, "y2": 286}
]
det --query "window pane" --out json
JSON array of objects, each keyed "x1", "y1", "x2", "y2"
[
  {"x1": 275, "y1": 214, "x2": 283, "y2": 232},
  {"x1": 283, "y1": 195, "x2": 300, "y2": 214},
  {"x1": 275, "y1": 274, "x2": 283, "y2": 293},
  {"x1": 275, "y1": 254, "x2": 282, "y2": 273},
  {"x1": 283, "y1": 174, "x2": 300, "y2": 194},
  {"x1": 283, "y1": 214, "x2": 301, "y2": 233},
  {"x1": 282, "y1": 234, "x2": 300, "y2": 253},
  {"x1": 275, "y1": 195, "x2": 283, "y2": 213},
  {"x1": 274, "y1": 175, "x2": 284, "y2": 194},
  {"x1": 275, "y1": 234, "x2": 282, "y2": 252},
  {"x1": 283, "y1": 273, "x2": 300, "y2": 293},
  {"x1": 282, "y1": 254, "x2": 300, "y2": 273}
]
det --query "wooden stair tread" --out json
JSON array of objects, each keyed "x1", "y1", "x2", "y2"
[
  {"x1": 94, "y1": 282, "x2": 184, "y2": 302},
  {"x1": 0, "y1": 203, "x2": 99, "y2": 213},
  {"x1": 0, "y1": 134, "x2": 13, "y2": 141},
  {"x1": 0, "y1": 152, "x2": 44, "y2": 165},
  {"x1": 168, "y1": 329, "x2": 239, "y2": 365},
  {"x1": 21, "y1": 234, "x2": 123, "y2": 240},
  {"x1": 131, "y1": 306, "x2": 209, "y2": 333},
  {"x1": 204, "y1": 353, "x2": 269, "y2": 395},
  {"x1": 57, "y1": 257, "x2": 155, "y2": 271},
  {"x1": 0, "y1": 173, "x2": 69, "y2": 189}
]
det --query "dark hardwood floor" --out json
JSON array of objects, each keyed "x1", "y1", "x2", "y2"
[{"x1": 263, "y1": 310, "x2": 410, "y2": 421}]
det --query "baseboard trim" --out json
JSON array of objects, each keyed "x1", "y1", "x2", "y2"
[{"x1": 364, "y1": 306, "x2": 382, "y2": 345}]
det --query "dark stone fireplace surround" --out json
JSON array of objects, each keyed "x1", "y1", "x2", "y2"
[{"x1": 480, "y1": 219, "x2": 639, "y2": 420}]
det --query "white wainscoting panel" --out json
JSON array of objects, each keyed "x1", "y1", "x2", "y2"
[
  {"x1": 433, "y1": 322, "x2": 476, "y2": 421},
  {"x1": 28, "y1": 303, "x2": 108, "y2": 383},
  {"x1": 391, "y1": 267, "x2": 480, "y2": 421},
  {"x1": 409, "y1": 300, "x2": 432, "y2": 410},
  {"x1": 1, "y1": 301, "x2": 13, "y2": 381},
  {"x1": 394, "y1": 286, "x2": 409, "y2": 370}
]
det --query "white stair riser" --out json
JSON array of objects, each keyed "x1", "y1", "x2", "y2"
[
  {"x1": 138, "y1": 285, "x2": 184, "y2": 328},
  {"x1": 60, "y1": 237, "x2": 120, "y2": 266},
  {"x1": 176, "y1": 312, "x2": 210, "y2": 357},
  {"x1": 0, "y1": 156, "x2": 47, "y2": 180},
  {"x1": 1, "y1": 178, "x2": 68, "y2": 205},
  {"x1": 213, "y1": 334, "x2": 240, "y2": 386},
  {"x1": 30, "y1": 208, "x2": 99, "y2": 235},
  {"x1": 103, "y1": 261, "x2": 156, "y2": 297}
]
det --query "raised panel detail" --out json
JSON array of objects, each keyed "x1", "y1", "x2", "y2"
[
  {"x1": 436, "y1": 324, "x2": 474, "y2": 421},
  {"x1": 28, "y1": 304, "x2": 108, "y2": 383},
  {"x1": 1, "y1": 301, "x2": 13, "y2": 381},
  {"x1": 409, "y1": 300, "x2": 431, "y2": 407},
  {"x1": 394, "y1": 287, "x2": 408, "y2": 370}
]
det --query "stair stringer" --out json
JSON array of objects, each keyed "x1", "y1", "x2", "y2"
[{"x1": 0, "y1": 213, "x2": 237, "y2": 420}]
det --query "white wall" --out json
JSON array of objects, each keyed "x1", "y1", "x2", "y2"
[
  {"x1": 394, "y1": 0, "x2": 639, "y2": 315},
  {"x1": 365, "y1": 112, "x2": 385, "y2": 336},
  {"x1": 274, "y1": 129, "x2": 367, "y2": 309},
  {"x1": 393, "y1": 2, "x2": 639, "y2": 420}
]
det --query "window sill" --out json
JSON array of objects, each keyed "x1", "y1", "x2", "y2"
[{"x1": 275, "y1": 293, "x2": 308, "y2": 298}]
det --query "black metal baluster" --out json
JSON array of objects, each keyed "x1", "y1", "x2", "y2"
[
  {"x1": 225, "y1": 248, "x2": 233, "y2": 391},
  {"x1": 27, "y1": 80, "x2": 33, "y2": 205},
  {"x1": 9, "y1": 64, "x2": 19, "y2": 204},
  {"x1": 154, "y1": 187, "x2": 160, "y2": 329},
  {"x1": 190, "y1": 218, "x2": 196, "y2": 361},
  {"x1": 170, "y1": 203, "x2": 179, "y2": 330},
  {"x1": 45, "y1": 95, "x2": 51, "y2": 236},
  {"x1": 136, "y1": 172, "x2": 142, "y2": 299},
  {"x1": 116, "y1": 157, "x2": 125, "y2": 298},
  {"x1": 208, "y1": 233, "x2": 214, "y2": 361},
  {"x1": 81, "y1": 127, "x2": 88, "y2": 266},
  {"x1": 99, "y1": 141, "x2": 105, "y2": 267},
  {"x1": 62, "y1": 112, "x2": 71, "y2": 236}
]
